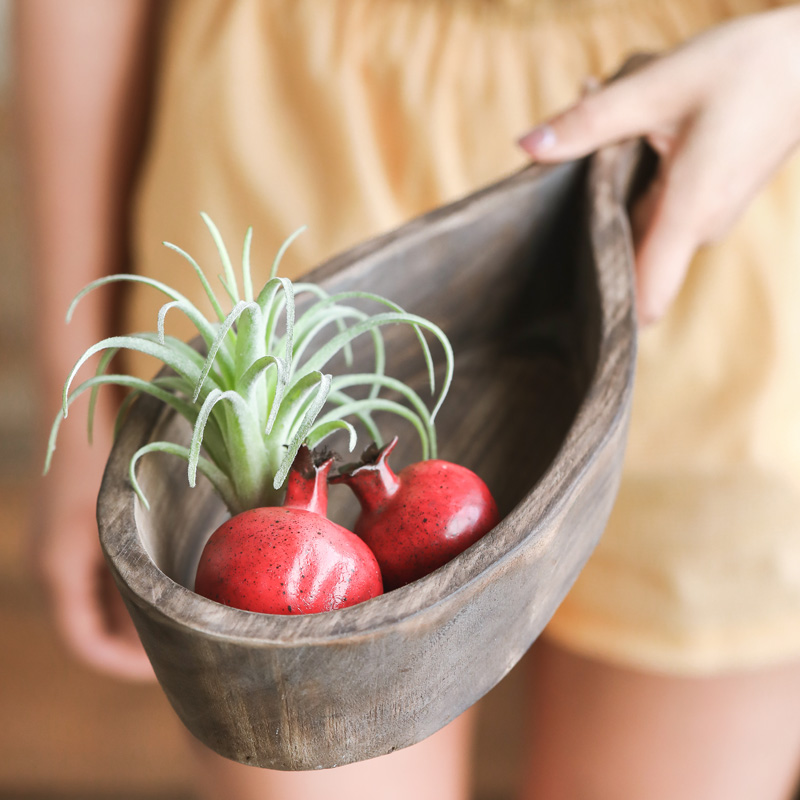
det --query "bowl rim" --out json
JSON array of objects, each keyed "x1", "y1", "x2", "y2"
[{"x1": 98, "y1": 144, "x2": 638, "y2": 646}]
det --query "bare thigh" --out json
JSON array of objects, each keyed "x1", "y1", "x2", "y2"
[
  {"x1": 188, "y1": 705, "x2": 477, "y2": 800},
  {"x1": 522, "y1": 638, "x2": 800, "y2": 800}
]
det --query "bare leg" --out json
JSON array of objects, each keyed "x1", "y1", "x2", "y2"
[
  {"x1": 189, "y1": 706, "x2": 476, "y2": 800},
  {"x1": 522, "y1": 638, "x2": 800, "y2": 800}
]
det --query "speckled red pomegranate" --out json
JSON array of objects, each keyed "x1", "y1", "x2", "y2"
[
  {"x1": 194, "y1": 447, "x2": 383, "y2": 614},
  {"x1": 332, "y1": 437, "x2": 499, "y2": 590}
]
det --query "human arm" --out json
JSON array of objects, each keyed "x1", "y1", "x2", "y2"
[
  {"x1": 518, "y1": 6, "x2": 800, "y2": 325},
  {"x1": 15, "y1": 0, "x2": 157, "y2": 679}
]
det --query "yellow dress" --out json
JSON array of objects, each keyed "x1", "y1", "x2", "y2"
[{"x1": 129, "y1": 0, "x2": 800, "y2": 674}]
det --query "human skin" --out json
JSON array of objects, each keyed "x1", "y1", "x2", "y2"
[
  {"x1": 518, "y1": 5, "x2": 800, "y2": 326},
  {"x1": 22, "y1": 0, "x2": 800, "y2": 688},
  {"x1": 15, "y1": 0, "x2": 157, "y2": 680},
  {"x1": 516, "y1": 10, "x2": 800, "y2": 799},
  {"x1": 522, "y1": 639, "x2": 800, "y2": 800},
  {"x1": 16, "y1": 2, "x2": 800, "y2": 798},
  {"x1": 24, "y1": 1, "x2": 800, "y2": 685},
  {"x1": 12, "y1": 5, "x2": 478, "y2": 796}
]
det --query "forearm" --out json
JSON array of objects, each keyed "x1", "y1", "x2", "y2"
[{"x1": 14, "y1": 0, "x2": 157, "y2": 416}]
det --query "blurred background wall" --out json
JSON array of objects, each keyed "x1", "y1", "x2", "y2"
[{"x1": 0, "y1": 0, "x2": 34, "y2": 476}]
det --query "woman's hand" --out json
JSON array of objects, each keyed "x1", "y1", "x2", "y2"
[
  {"x1": 518, "y1": 7, "x2": 800, "y2": 325},
  {"x1": 34, "y1": 405, "x2": 155, "y2": 681},
  {"x1": 34, "y1": 397, "x2": 154, "y2": 681}
]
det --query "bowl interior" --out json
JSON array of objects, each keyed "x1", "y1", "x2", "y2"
[{"x1": 132, "y1": 160, "x2": 600, "y2": 595}]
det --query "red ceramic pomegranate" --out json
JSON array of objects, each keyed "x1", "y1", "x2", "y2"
[
  {"x1": 194, "y1": 447, "x2": 383, "y2": 614},
  {"x1": 332, "y1": 437, "x2": 499, "y2": 590}
]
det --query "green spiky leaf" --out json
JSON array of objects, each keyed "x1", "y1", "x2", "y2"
[{"x1": 45, "y1": 216, "x2": 454, "y2": 514}]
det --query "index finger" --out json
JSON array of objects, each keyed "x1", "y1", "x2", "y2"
[{"x1": 518, "y1": 51, "x2": 705, "y2": 162}]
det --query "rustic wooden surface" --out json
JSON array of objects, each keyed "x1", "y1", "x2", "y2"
[{"x1": 97, "y1": 142, "x2": 638, "y2": 770}]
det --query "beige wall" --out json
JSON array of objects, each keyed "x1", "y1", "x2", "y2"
[
  {"x1": 0, "y1": 0, "x2": 8, "y2": 86},
  {"x1": 0, "y1": 0, "x2": 36, "y2": 478},
  {"x1": 0, "y1": 0, "x2": 36, "y2": 475}
]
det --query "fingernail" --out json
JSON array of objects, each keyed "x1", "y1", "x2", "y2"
[{"x1": 517, "y1": 124, "x2": 557, "y2": 154}]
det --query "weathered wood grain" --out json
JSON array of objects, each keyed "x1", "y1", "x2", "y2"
[{"x1": 97, "y1": 142, "x2": 639, "y2": 770}]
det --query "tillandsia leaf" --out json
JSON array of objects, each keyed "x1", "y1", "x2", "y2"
[
  {"x1": 237, "y1": 354, "x2": 285, "y2": 397},
  {"x1": 270, "y1": 369, "x2": 328, "y2": 442},
  {"x1": 156, "y1": 298, "x2": 235, "y2": 385},
  {"x1": 110, "y1": 376, "x2": 226, "y2": 449},
  {"x1": 330, "y1": 373, "x2": 437, "y2": 457},
  {"x1": 187, "y1": 388, "x2": 225, "y2": 487},
  {"x1": 113, "y1": 389, "x2": 142, "y2": 441},
  {"x1": 144, "y1": 375, "x2": 227, "y2": 460},
  {"x1": 162, "y1": 241, "x2": 226, "y2": 323},
  {"x1": 157, "y1": 301, "x2": 181, "y2": 345},
  {"x1": 233, "y1": 301, "x2": 266, "y2": 384},
  {"x1": 136, "y1": 332, "x2": 221, "y2": 385},
  {"x1": 192, "y1": 300, "x2": 261, "y2": 402},
  {"x1": 62, "y1": 334, "x2": 213, "y2": 418},
  {"x1": 304, "y1": 290, "x2": 437, "y2": 395},
  {"x1": 149, "y1": 374, "x2": 197, "y2": 395},
  {"x1": 259, "y1": 277, "x2": 295, "y2": 367},
  {"x1": 50, "y1": 216, "x2": 456, "y2": 520},
  {"x1": 67, "y1": 274, "x2": 218, "y2": 349},
  {"x1": 315, "y1": 398, "x2": 432, "y2": 460},
  {"x1": 269, "y1": 225, "x2": 307, "y2": 280},
  {"x1": 287, "y1": 293, "x2": 357, "y2": 346},
  {"x1": 236, "y1": 354, "x2": 287, "y2": 434},
  {"x1": 288, "y1": 305, "x2": 386, "y2": 384},
  {"x1": 201, "y1": 212, "x2": 239, "y2": 304},
  {"x1": 189, "y1": 389, "x2": 268, "y2": 511},
  {"x1": 273, "y1": 372, "x2": 332, "y2": 489},
  {"x1": 327, "y1": 389, "x2": 383, "y2": 445},
  {"x1": 87, "y1": 347, "x2": 119, "y2": 444},
  {"x1": 294, "y1": 312, "x2": 454, "y2": 421},
  {"x1": 305, "y1": 419, "x2": 358, "y2": 452},
  {"x1": 257, "y1": 278, "x2": 296, "y2": 431},
  {"x1": 45, "y1": 373, "x2": 202, "y2": 475},
  {"x1": 217, "y1": 276, "x2": 237, "y2": 306},
  {"x1": 241, "y1": 226, "x2": 254, "y2": 303},
  {"x1": 291, "y1": 282, "x2": 354, "y2": 366},
  {"x1": 129, "y1": 441, "x2": 237, "y2": 512},
  {"x1": 86, "y1": 330, "x2": 212, "y2": 378}
]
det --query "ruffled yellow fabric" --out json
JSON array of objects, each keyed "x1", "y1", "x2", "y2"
[{"x1": 130, "y1": 0, "x2": 800, "y2": 674}]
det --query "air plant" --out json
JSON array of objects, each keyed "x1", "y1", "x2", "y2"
[{"x1": 44, "y1": 215, "x2": 453, "y2": 516}]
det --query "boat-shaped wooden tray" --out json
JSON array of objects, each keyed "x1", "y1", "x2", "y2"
[{"x1": 98, "y1": 142, "x2": 639, "y2": 770}]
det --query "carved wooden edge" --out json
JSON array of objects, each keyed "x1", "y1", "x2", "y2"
[{"x1": 98, "y1": 143, "x2": 639, "y2": 646}]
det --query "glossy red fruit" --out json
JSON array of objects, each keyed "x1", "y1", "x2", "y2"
[
  {"x1": 332, "y1": 438, "x2": 500, "y2": 590},
  {"x1": 194, "y1": 447, "x2": 383, "y2": 614}
]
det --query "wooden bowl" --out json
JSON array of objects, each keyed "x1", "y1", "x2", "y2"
[{"x1": 98, "y1": 143, "x2": 639, "y2": 770}]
